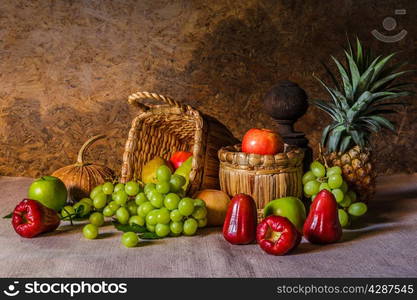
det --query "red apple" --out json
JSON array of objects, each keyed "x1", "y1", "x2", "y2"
[
  {"x1": 170, "y1": 151, "x2": 193, "y2": 169},
  {"x1": 241, "y1": 128, "x2": 284, "y2": 155}
]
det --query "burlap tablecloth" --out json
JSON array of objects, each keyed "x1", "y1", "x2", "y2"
[{"x1": 0, "y1": 174, "x2": 416, "y2": 277}]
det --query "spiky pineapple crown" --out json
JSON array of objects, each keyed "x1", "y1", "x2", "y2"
[{"x1": 312, "y1": 38, "x2": 414, "y2": 153}]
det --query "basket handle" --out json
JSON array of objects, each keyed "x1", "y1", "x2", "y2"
[{"x1": 128, "y1": 91, "x2": 190, "y2": 112}]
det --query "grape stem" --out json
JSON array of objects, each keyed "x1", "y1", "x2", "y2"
[
  {"x1": 61, "y1": 207, "x2": 74, "y2": 225},
  {"x1": 316, "y1": 177, "x2": 328, "y2": 183},
  {"x1": 318, "y1": 144, "x2": 329, "y2": 168}
]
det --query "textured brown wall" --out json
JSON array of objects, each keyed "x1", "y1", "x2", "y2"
[{"x1": 0, "y1": 0, "x2": 416, "y2": 178}]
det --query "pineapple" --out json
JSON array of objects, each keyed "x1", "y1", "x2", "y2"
[{"x1": 312, "y1": 38, "x2": 413, "y2": 201}]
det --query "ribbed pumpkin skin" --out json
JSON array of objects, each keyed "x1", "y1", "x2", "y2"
[
  {"x1": 52, "y1": 163, "x2": 114, "y2": 204},
  {"x1": 51, "y1": 135, "x2": 114, "y2": 204}
]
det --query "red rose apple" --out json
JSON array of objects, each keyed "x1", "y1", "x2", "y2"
[
  {"x1": 241, "y1": 128, "x2": 284, "y2": 155},
  {"x1": 12, "y1": 199, "x2": 60, "y2": 238},
  {"x1": 170, "y1": 151, "x2": 193, "y2": 169}
]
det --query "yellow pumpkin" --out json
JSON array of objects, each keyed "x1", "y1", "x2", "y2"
[{"x1": 52, "y1": 135, "x2": 114, "y2": 203}]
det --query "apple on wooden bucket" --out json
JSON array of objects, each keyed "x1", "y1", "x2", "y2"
[{"x1": 241, "y1": 128, "x2": 284, "y2": 155}]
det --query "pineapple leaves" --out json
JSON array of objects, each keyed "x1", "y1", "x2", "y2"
[
  {"x1": 321, "y1": 124, "x2": 332, "y2": 146},
  {"x1": 377, "y1": 61, "x2": 410, "y2": 86},
  {"x1": 370, "y1": 91, "x2": 411, "y2": 107},
  {"x1": 327, "y1": 126, "x2": 345, "y2": 152},
  {"x1": 347, "y1": 91, "x2": 373, "y2": 121},
  {"x1": 321, "y1": 123, "x2": 341, "y2": 147},
  {"x1": 345, "y1": 50, "x2": 361, "y2": 95},
  {"x1": 332, "y1": 88, "x2": 350, "y2": 111},
  {"x1": 313, "y1": 37, "x2": 412, "y2": 153},
  {"x1": 313, "y1": 74, "x2": 350, "y2": 111},
  {"x1": 356, "y1": 55, "x2": 381, "y2": 93},
  {"x1": 355, "y1": 37, "x2": 363, "y2": 71},
  {"x1": 339, "y1": 135, "x2": 352, "y2": 153},
  {"x1": 386, "y1": 82, "x2": 416, "y2": 92},
  {"x1": 310, "y1": 99, "x2": 343, "y2": 121},
  {"x1": 371, "y1": 70, "x2": 413, "y2": 92},
  {"x1": 321, "y1": 61, "x2": 341, "y2": 91},
  {"x1": 360, "y1": 117, "x2": 381, "y2": 133},
  {"x1": 331, "y1": 56, "x2": 353, "y2": 98},
  {"x1": 350, "y1": 130, "x2": 365, "y2": 148},
  {"x1": 369, "y1": 52, "x2": 396, "y2": 84},
  {"x1": 368, "y1": 115, "x2": 396, "y2": 132}
]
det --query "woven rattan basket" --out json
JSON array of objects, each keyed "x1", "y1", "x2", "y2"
[
  {"x1": 121, "y1": 91, "x2": 238, "y2": 196},
  {"x1": 218, "y1": 144, "x2": 304, "y2": 216}
]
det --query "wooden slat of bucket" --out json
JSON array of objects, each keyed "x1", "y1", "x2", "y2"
[{"x1": 218, "y1": 144, "x2": 304, "y2": 213}]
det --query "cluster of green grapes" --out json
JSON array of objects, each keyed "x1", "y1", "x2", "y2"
[
  {"x1": 303, "y1": 161, "x2": 368, "y2": 228},
  {"x1": 76, "y1": 165, "x2": 207, "y2": 247}
]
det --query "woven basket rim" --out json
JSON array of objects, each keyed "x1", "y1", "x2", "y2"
[
  {"x1": 218, "y1": 143, "x2": 304, "y2": 169},
  {"x1": 121, "y1": 91, "x2": 205, "y2": 189}
]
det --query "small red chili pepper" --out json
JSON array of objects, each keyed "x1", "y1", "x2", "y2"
[{"x1": 256, "y1": 215, "x2": 301, "y2": 255}]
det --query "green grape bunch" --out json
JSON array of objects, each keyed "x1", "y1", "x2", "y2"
[
  {"x1": 78, "y1": 164, "x2": 207, "y2": 247},
  {"x1": 302, "y1": 160, "x2": 368, "y2": 228}
]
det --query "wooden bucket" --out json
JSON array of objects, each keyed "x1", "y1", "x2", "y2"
[
  {"x1": 121, "y1": 92, "x2": 238, "y2": 196},
  {"x1": 218, "y1": 144, "x2": 304, "y2": 216}
]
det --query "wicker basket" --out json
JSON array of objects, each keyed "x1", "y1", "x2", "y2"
[
  {"x1": 121, "y1": 91, "x2": 238, "y2": 196},
  {"x1": 218, "y1": 144, "x2": 304, "y2": 216}
]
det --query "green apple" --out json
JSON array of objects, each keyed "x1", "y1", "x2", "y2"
[
  {"x1": 263, "y1": 197, "x2": 306, "y2": 231},
  {"x1": 28, "y1": 176, "x2": 68, "y2": 211}
]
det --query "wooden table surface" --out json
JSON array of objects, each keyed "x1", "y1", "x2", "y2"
[{"x1": 0, "y1": 174, "x2": 416, "y2": 278}]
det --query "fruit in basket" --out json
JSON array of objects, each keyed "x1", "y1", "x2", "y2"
[
  {"x1": 174, "y1": 157, "x2": 193, "y2": 191},
  {"x1": 142, "y1": 157, "x2": 172, "y2": 184},
  {"x1": 223, "y1": 194, "x2": 257, "y2": 244},
  {"x1": 28, "y1": 176, "x2": 68, "y2": 211},
  {"x1": 303, "y1": 190, "x2": 342, "y2": 244},
  {"x1": 52, "y1": 135, "x2": 114, "y2": 204},
  {"x1": 12, "y1": 199, "x2": 61, "y2": 238},
  {"x1": 256, "y1": 215, "x2": 301, "y2": 255},
  {"x1": 263, "y1": 197, "x2": 306, "y2": 232},
  {"x1": 312, "y1": 38, "x2": 413, "y2": 202},
  {"x1": 241, "y1": 128, "x2": 284, "y2": 155},
  {"x1": 170, "y1": 151, "x2": 193, "y2": 169},
  {"x1": 194, "y1": 190, "x2": 230, "y2": 226}
]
